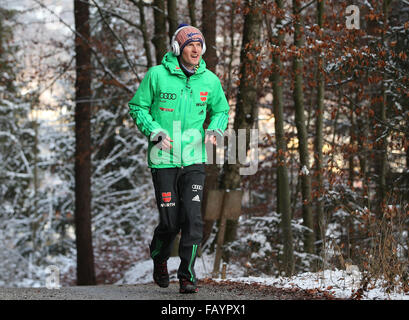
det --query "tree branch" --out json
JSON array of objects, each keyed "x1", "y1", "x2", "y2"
[
  {"x1": 91, "y1": 0, "x2": 142, "y2": 82},
  {"x1": 33, "y1": 0, "x2": 135, "y2": 93}
]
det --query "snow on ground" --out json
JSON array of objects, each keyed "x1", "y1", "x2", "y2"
[
  {"x1": 224, "y1": 270, "x2": 409, "y2": 300},
  {"x1": 117, "y1": 254, "x2": 409, "y2": 300}
]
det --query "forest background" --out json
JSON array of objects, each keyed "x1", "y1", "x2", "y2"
[{"x1": 0, "y1": 0, "x2": 408, "y2": 294}]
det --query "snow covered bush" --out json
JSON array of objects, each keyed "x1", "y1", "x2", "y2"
[{"x1": 225, "y1": 212, "x2": 319, "y2": 277}]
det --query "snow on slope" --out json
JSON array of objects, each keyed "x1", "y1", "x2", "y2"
[{"x1": 118, "y1": 254, "x2": 409, "y2": 300}]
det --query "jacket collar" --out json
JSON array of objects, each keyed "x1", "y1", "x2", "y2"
[{"x1": 161, "y1": 52, "x2": 206, "y2": 77}]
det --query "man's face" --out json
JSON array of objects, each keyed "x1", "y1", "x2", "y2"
[{"x1": 180, "y1": 41, "x2": 202, "y2": 67}]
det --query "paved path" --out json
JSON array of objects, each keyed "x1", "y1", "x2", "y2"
[{"x1": 0, "y1": 280, "x2": 334, "y2": 300}]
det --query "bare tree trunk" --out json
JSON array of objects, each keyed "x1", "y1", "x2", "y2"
[
  {"x1": 188, "y1": 0, "x2": 197, "y2": 26},
  {"x1": 152, "y1": 0, "x2": 167, "y2": 64},
  {"x1": 201, "y1": 0, "x2": 217, "y2": 73},
  {"x1": 201, "y1": 0, "x2": 219, "y2": 246},
  {"x1": 346, "y1": 96, "x2": 357, "y2": 260},
  {"x1": 406, "y1": 130, "x2": 409, "y2": 205},
  {"x1": 314, "y1": 0, "x2": 325, "y2": 257},
  {"x1": 374, "y1": 0, "x2": 392, "y2": 219},
  {"x1": 74, "y1": 0, "x2": 96, "y2": 286},
  {"x1": 292, "y1": 0, "x2": 314, "y2": 255},
  {"x1": 137, "y1": 0, "x2": 153, "y2": 68},
  {"x1": 226, "y1": 1, "x2": 236, "y2": 101},
  {"x1": 220, "y1": 0, "x2": 262, "y2": 246},
  {"x1": 266, "y1": 0, "x2": 294, "y2": 276},
  {"x1": 167, "y1": 0, "x2": 178, "y2": 42}
]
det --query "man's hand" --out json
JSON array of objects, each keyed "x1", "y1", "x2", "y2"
[
  {"x1": 205, "y1": 132, "x2": 218, "y2": 146},
  {"x1": 160, "y1": 135, "x2": 173, "y2": 150},
  {"x1": 151, "y1": 131, "x2": 173, "y2": 150}
]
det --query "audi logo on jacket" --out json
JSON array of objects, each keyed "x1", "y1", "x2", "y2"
[
  {"x1": 159, "y1": 92, "x2": 177, "y2": 100},
  {"x1": 128, "y1": 52, "x2": 230, "y2": 169}
]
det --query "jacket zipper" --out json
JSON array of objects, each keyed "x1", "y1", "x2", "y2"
[
  {"x1": 181, "y1": 77, "x2": 193, "y2": 167},
  {"x1": 183, "y1": 77, "x2": 191, "y2": 133}
]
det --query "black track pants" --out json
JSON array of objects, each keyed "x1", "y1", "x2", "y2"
[{"x1": 149, "y1": 163, "x2": 205, "y2": 284}]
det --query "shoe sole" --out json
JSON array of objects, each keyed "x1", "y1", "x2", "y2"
[
  {"x1": 154, "y1": 278, "x2": 169, "y2": 288},
  {"x1": 156, "y1": 283, "x2": 170, "y2": 288},
  {"x1": 179, "y1": 288, "x2": 198, "y2": 294}
]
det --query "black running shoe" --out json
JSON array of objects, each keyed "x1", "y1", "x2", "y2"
[
  {"x1": 179, "y1": 278, "x2": 198, "y2": 294},
  {"x1": 153, "y1": 261, "x2": 169, "y2": 288}
]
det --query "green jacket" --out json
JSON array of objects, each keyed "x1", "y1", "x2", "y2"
[{"x1": 128, "y1": 52, "x2": 230, "y2": 168}]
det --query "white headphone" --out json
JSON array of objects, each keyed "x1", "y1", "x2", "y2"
[{"x1": 171, "y1": 26, "x2": 206, "y2": 56}]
